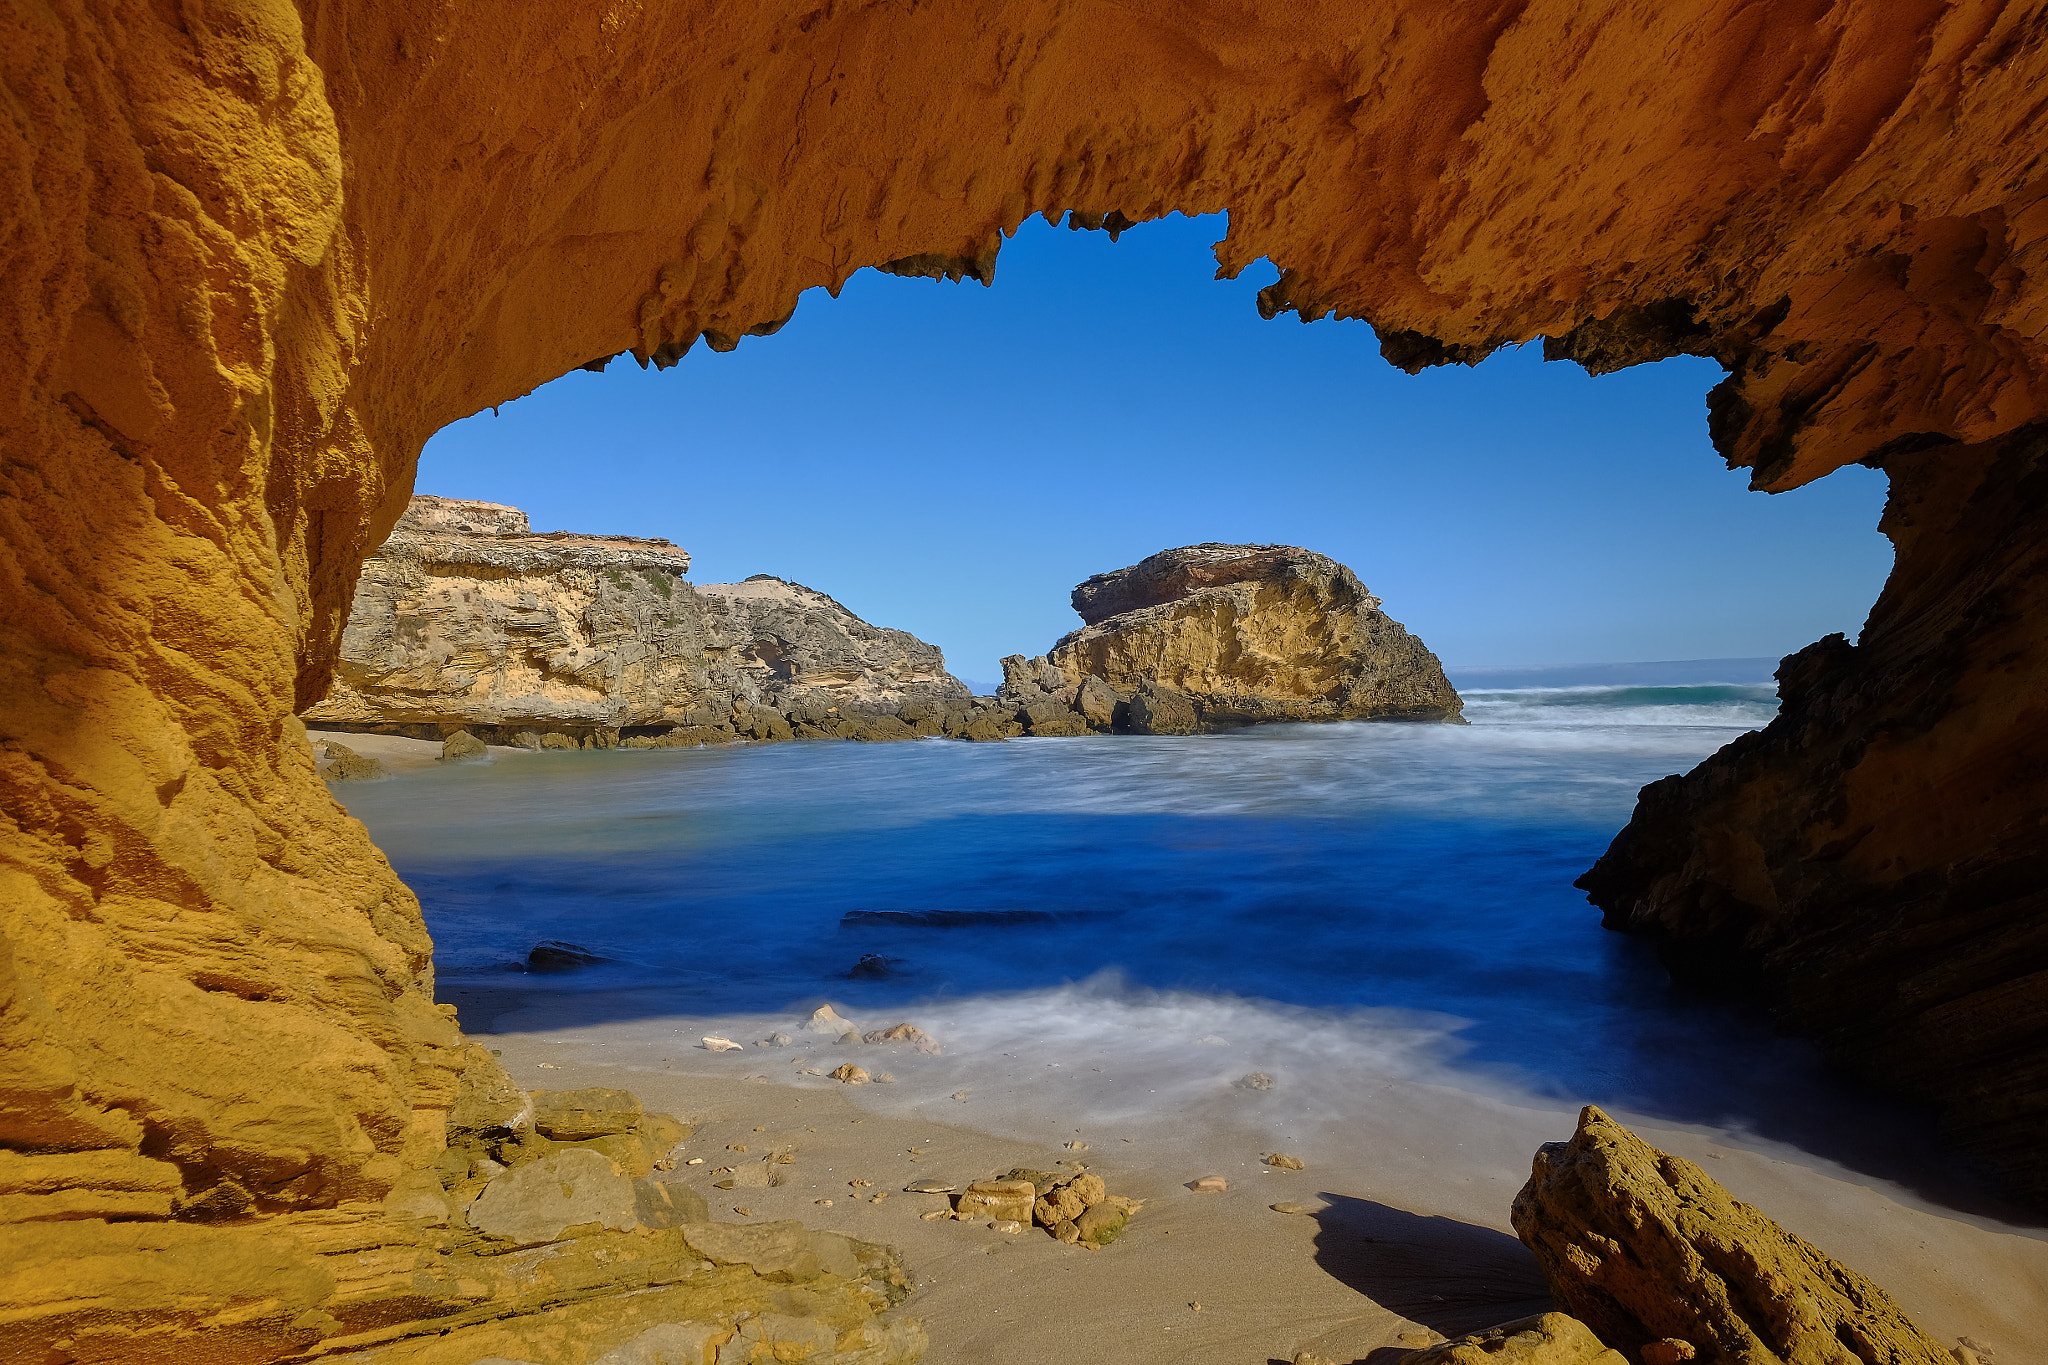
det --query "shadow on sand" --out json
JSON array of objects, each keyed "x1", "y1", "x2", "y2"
[{"x1": 1309, "y1": 1194, "x2": 1552, "y2": 1336}]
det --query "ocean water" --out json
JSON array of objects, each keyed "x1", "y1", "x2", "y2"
[{"x1": 333, "y1": 670, "x2": 1994, "y2": 1201}]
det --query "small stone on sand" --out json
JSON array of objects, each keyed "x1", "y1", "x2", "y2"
[
  {"x1": 1065, "y1": 1140, "x2": 1089, "y2": 1151},
  {"x1": 991, "y1": 1220, "x2": 1023, "y2": 1233},
  {"x1": 920, "y1": 1209, "x2": 950, "y2": 1221},
  {"x1": 686, "y1": 1158, "x2": 704, "y2": 1166},
  {"x1": 838, "y1": 1031, "x2": 864, "y2": 1045},
  {"x1": 703, "y1": 1036, "x2": 743, "y2": 1052},
  {"x1": 1189, "y1": 1302, "x2": 1203, "y2": 1312},
  {"x1": 816, "y1": 1198, "x2": 833, "y2": 1206},
  {"x1": 1189, "y1": 1176, "x2": 1227, "y2": 1193},
  {"x1": 905, "y1": 1180, "x2": 956, "y2": 1194},
  {"x1": 733, "y1": 1206, "x2": 753, "y2": 1217},
  {"x1": 870, "y1": 1193, "x2": 887, "y2": 1203},
  {"x1": 830, "y1": 1064, "x2": 870, "y2": 1085},
  {"x1": 1266, "y1": 1152, "x2": 1305, "y2": 1170},
  {"x1": 1240, "y1": 1072, "x2": 1274, "y2": 1091},
  {"x1": 850, "y1": 1179, "x2": 872, "y2": 1188},
  {"x1": 803, "y1": 1004, "x2": 858, "y2": 1035},
  {"x1": 1272, "y1": 1202, "x2": 1306, "y2": 1214},
  {"x1": 726, "y1": 1144, "x2": 747, "y2": 1152}
]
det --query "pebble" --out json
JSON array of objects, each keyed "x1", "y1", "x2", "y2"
[
  {"x1": 904, "y1": 1180, "x2": 957, "y2": 1194},
  {"x1": 816, "y1": 1198, "x2": 834, "y2": 1206},
  {"x1": 804, "y1": 1004, "x2": 858, "y2": 1035},
  {"x1": 870, "y1": 1193, "x2": 887, "y2": 1203},
  {"x1": 838, "y1": 1031, "x2": 864, "y2": 1045},
  {"x1": 831, "y1": 1063, "x2": 870, "y2": 1085},
  {"x1": 732, "y1": 1206, "x2": 753, "y2": 1217},
  {"x1": 1266, "y1": 1153, "x2": 1305, "y2": 1170},
  {"x1": 1272, "y1": 1202, "x2": 1307, "y2": 1214},
  {"x1": 1189, "y1": 1176, "x2": 1228, "y2": 1193},
  {"x1": 920, "y1": 1209, "x2": 950, "y2": 1221},
  {"x1": 1240, "y1": 1072, "x2": 1275, "y2": 1091},
  {"x1": 686, "y1": 1157, "x2": 704, "y2": 1166},
  {"x1": 1189, "y1": 1302, "x2": 1203, "y2": 1312},
  {"x1": 727, "y1": 1144, "x2": 748, "y2": 1152},
  {"x1": 703, "y1": 1036, "x2": 743, "y2": 1052},
  {"x1": 1064, "y1": 1140, "x2": 1090, "y2": 1151},
  {"x1": 850, "y1": 1180, "x2": 873, "y2": 1188},
  {"x1": 991, "y1": 1220, "x2": 1024, "y2": 1233}
]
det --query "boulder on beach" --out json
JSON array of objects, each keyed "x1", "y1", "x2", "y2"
[
  {"x1": 1512, "y1": 1106, "x2": 1952, "y2": 1365},
  {"x1": 1049, "y1": 543, "x2": 1463, "y2": 729}
]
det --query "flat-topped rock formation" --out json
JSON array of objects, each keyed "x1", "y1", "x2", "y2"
[
  {"x1": 304, "y1": 496, "x2": 966, "y2": 745},
  {"x1": 1045, "y1": 544, "x2": 1462, "y2": 731}
]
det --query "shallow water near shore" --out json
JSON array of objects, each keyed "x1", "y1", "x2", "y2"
[{"x1": 334, "y1": 669, "x2": 2043, "y2": 1220}]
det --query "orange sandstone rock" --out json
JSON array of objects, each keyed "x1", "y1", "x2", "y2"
[{"x1": 5, "y1": 0, "x2": 2048, "y2": 1354}]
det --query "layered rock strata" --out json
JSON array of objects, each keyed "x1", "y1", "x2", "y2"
[
  {"x1": 5, "y1": 1077, "x2": 926, "y2": 1364},
  {"x1": 1579, "y1": 425, "x2": 2048, "y2": 1201},
  {"x1": 305, "y1": 496, "x2": 968, "y2": 746},
  {"x1": 1047, "y1": 544, "x2": 1463, "y2": 730},
  {"x1": 8, "y1": 0, "x2": 2048, "y2": 1347},
  {"x1": 1512, "y1": 1106, "x2": 1949, "y2": 1365}
]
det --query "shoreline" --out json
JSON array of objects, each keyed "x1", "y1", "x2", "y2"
[{"x1": 448, "y1": 981, "x2": 2048, "y2": 1365}]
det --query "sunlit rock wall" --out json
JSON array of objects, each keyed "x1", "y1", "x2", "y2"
[{"x1": 4, "y1": 0, "x2": 2048, "y2": 1349}]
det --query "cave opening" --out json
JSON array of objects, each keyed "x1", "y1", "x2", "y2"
[{"x1": 414, "y1": 210, "x2": 1896, "y2": 689}]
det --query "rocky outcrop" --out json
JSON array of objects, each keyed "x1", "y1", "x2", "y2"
[
  {"x1": 304, "y1": 496, "x2": 967, "y2": 744},
  {"x1": 1048, "y1": 544, "x2": 1463, "y2": 728},
  {"x1": 1394, "y1": 1314, "x2": 1627, "y2": 1365},
  {"x1": 1579, "y1": 425, "x2": 2048, "y2": 1202},
  {"x1": 5, "y1": 1080, "x2": 925, "y2": 1363},
  {"x1": 8, "y1": 0, "x2": 2048, "y2": 1349},
  {"x1": 1511, "y1": 1107, "x2": 1949, "y2": 1365}
]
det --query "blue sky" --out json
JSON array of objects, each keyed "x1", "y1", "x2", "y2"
[{"x1": 419, "y1": 212, "x2": 1894, "y2": 687}]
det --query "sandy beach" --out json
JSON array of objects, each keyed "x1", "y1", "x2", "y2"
[
  {"x1": 447, "y1": 983, "x2": 2048, "y2": 1365},
  {"x1": 310, "y1": 728, "x2": 531, "y2": 772}
]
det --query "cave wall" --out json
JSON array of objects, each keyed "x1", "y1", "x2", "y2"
[{"x1": 4, "y1": 0, "x2": 2047, "y2": 1348}]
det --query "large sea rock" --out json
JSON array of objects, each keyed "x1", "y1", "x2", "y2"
[
  {"x1": 302, "y1": 496, "x2": 968, "y2": 743},
  {"x1": 1045, "y1": 543, "x2": 1462, "y2": 729}
]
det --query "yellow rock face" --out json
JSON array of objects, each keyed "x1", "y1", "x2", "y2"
[
  {"x1": 6, "y1": 0, "x2": 2048, "y2": 1349},
  {"x1": 1049, "y1": 545, "x2": 1462, "y2": 725}
]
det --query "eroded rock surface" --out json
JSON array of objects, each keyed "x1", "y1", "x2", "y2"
[
  {"x1": 1580, "y1": 426, "x2": 2048, "y2": 1200},
  {"x1": 1049, "y1": 544, "x2": 1462, "y2": 727},
  {"x1": 1511, "y1": 1106, "x2": 1950, "y2": 1365},
  {"x1": 1398, "y1": 1314, "x2": 1627, "y2": 1365},
  {"x1": 305, "y1": 497, "x2": 966, "y2": 744},
  {"x1": 8, "y1": 0, "x2": 2048, "y2": 1349}
]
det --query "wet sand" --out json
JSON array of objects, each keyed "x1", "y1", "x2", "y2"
[
  {"x1": 448, "y1": 983, "x2": 2048, "y2": 1365},
  {"x1": 310, "y1": 728, "x2": 528, "y2": 772}
]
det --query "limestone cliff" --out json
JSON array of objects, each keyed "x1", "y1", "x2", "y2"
[
  {"x1": 304, "y1": 496, "x2": 966, "y2": 743},
  {"x1": 7, "y1": 0, "x2": 2048, "y2": 1351},
  {"x1": 1048, "y1": 544, "x2": 1462, "y2": 728},
  {"x1": 1578, "y1": 423, "x2": 2048, "y2": 1202}
]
